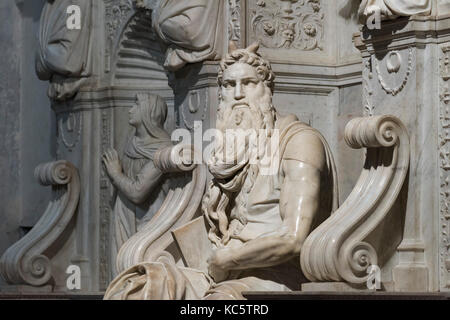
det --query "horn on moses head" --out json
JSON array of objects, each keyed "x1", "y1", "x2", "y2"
[
  {"x1": 228, "y1": 41, "x2": 238, "y2": 53},
  {"x1": 246, "y1": 41, "x2": 260, "y2": 54}
]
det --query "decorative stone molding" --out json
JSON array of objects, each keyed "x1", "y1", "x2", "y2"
[
  {"x1": 106, "y1": 0, "x2": 133, "y2": 41},
  {"x1": 105, "y1": 0, "x2": 134, "y2": 73},
  {"x1": 439, "y1": 45, "x2": 450, "y2": 289},
  {"x1": 363, "y1": 58, "x2": 375, "y2": 116},
  {"x1": 0, "y1": 161, "x2": 80, "y2": 286},
  {"x1": 375, "y1": 47, "x2": 414, "y2": 96},
  {"x1": 228, "y1": 0, "x2": 242, "y2": 45},
  {"x1": 116, "y1": 144, "x2": 206, "y2": 273},
  {"x1": 250, "y1": 0, "x2": 324, "y2": 50},
  {"x1": 301, "y1": 115, "x2": 410, "y2": 285},
  {"x1": 181, "y1": 90, "x2": 209, "y2": 131},
  {"x1": 58, "y1": 112, "x2": 82, "y2": 152},
  {"x1": 99, "y1": 109, "x2": 112, "y2": 289}
]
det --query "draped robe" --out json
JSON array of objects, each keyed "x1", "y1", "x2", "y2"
[
  {"x1": 105, "y1": 114, "x2": 339, "y2": 300},
  {"x1": 359, "y1": 0, "x2": 432, "y2": 20},
  {"x1": 36, "y1": 0, "x2": 93, "y2": 101},
  {"x1": 152, "y1": 0, "x2": 225, "y2": 71}
]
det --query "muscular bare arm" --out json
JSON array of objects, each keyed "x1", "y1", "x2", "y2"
[{"x1": 208, "y1": 132, "x2": 326, "y2": 275}]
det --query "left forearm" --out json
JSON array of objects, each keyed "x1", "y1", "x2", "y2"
[{"x1": 218, "y1": 235, "x2": 298, "y2": 270}]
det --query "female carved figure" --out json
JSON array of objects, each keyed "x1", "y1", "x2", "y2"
[{"x1": 102, "y1": 94, "x2": 172, "y2": 276}]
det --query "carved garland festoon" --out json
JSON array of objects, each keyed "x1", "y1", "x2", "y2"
[
  {"x1": 301, "y1": 115, "x2": 410, "y2": 285},
  {"x1": 375, "y1": 47, "x2": 413, "y2": 97},
  {"x1": 0, "y1": 161, "x2": 80, "y2": 286}
]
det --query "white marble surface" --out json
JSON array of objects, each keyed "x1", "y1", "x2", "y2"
[{"x1": 4, "y1": 0, "x2": 450, "y2": 296}]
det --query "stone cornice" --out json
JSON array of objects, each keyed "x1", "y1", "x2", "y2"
[{"x1": 354, "y1": 15, "x2": 450, "y2": 54}]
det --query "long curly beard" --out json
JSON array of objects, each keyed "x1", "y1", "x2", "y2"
[{"x1": 203, "y1": 92, "x2": 275, "y2": 247}]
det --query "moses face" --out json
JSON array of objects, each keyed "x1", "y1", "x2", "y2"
[{"x1": 218, "y1": 62, "x2": 273, "y2": 132}]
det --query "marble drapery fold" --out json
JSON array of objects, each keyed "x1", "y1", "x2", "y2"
[
  {"x1": 104, "y1": 258, "x2": 211, "y2": 300},
  {"x1": 152, "y1": 0, "x2": 225, "y2": 71},
  {"x1": 36, "y1": 0, "x2": 93, "y2": 101},
  {"x1": 359, "y1": 0, "x2": 432, "y2": 21}
]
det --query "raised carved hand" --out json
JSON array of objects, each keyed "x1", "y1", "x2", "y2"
[{"x1": 102, "y1": 148, "x2": 123, "y2": 178}]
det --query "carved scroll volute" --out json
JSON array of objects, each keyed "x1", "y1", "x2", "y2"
[
  {"x1": 300, "y1": 115, "x2": 410, "y2": 285},
  {"x1": 116, "y1": 144, "x2": 206, "y2": 273},
  {"x1": 0, "y1": 161, "x2": 80, "y2": 286}
]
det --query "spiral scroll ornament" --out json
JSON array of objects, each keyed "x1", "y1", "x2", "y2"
[
  {"x1": 301, "y1": 115, "x2": 409, "y2": 285},
  {"x1": 0, "y1": 161, "x2": 80, "y2": 287}
]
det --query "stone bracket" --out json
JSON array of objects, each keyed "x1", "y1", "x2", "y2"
[
  {"x1": 301, "y1": 115, "x2": 410, "y2": 285},
  {"x1": 0, "y1": 161, "x2": 80, "y2": 287}
]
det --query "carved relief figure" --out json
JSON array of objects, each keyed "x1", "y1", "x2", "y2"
[
  {"x1": 104, "y1": 43, "x2": 338, "y2": 300},
  {"x1": 36, "y1": 0, "x2": 93, "y2": 101},
  {"x1": 358, "y1": 0, "x2": 432, "y2": 21},
  {"x1": 102, "y1": 94, "x2": 173, "y2": 276},
  {"x1": 251, "y1": 0, "x2": 324, "y2": 50},
  {"x1": 151, "y1": 0, "x2": 225, "y2": 71}
]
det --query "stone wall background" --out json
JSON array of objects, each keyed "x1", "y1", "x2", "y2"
[{"x1": 0, "y1": 0, "x2": 55, "y2": 286}]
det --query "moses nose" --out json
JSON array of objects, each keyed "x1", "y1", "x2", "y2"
[{"x1": 234, "y1": 84, "x2": 245, "y2": 100}]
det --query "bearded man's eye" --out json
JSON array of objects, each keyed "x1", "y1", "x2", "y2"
[{"x1": 224, "y1": 81, "x2": 235, "y2": 88}]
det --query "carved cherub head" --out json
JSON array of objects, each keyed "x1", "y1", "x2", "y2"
[{"x1": 280, "y1": 22, "x2": 296, "y2": 47}]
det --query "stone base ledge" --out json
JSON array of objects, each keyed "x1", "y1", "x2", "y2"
[
  {"x1": 243, "y1": 291, "x2": 450, "y2": 300},
  {"x1": 301, "y1": 282, "x2": 369, "y2": 292},
  {"x1": 0, "y1": 285, "x2": 52, "y2": 294},
  {"x1": 0, "y1": 291, "x2": 104, "y2": 300}
]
